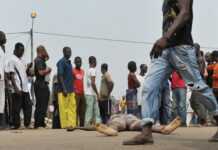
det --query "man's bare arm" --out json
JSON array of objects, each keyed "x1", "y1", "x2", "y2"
[
  {"x1": 91, "y1": 76, "x2": 99, "y2": 97},
  {"x1": 164, "y1": 0, "x2": 192, "y2": 40}
]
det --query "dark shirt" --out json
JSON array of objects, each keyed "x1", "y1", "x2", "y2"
[
  {"x1": 128, "y1": 74, "x2": 138, "y2": 89},
  {"x1": 162, "y1": 0, "x2": 193, "y2": 47},
  {"x1": 57, "y1": 57, "x2": 74, "y2": 93},
  {"x1": 34, "y1": 57, "x2": 47, "y2": 82}
]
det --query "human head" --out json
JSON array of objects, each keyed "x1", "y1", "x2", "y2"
[
  {"x1": 101, "y1": 63, "x2": 108, "y2": 74},
  {"x1": 63, "y1": 47, "x2": 72, "y2": 60},
  {"x1": 205, "y1": 52, "x2": 212, "y2": 63},
  {"x1": 74, "y1": 56, "x2": 82, "y2": 69},
  {"x1": 212, "y1": 50, "x2": 218, "y2": 62},
  {"x1": 89, "y1": 56, "x2": 97, "y2": 68},
  {"x1": 194, "y1": 43, "x2": 200, "y2": 51},
  {"x1": 14, "y1": 42, "x2": 24, "y2": 58},
  {"x1": 0, "y1": 31, "x2": 6, "y2": 46},
  {"x1": 128, "y1": 61, "x2": 137, "y2": 73},
  {"x1": 140, "y1": 64, "x2": 148, "y2": 75},
  {"x1": 37, "y1": 45, "x2": 49, "y2": 60},
  {"x1": 194, "y1": 43, "x2": 201, "y2": 57}
]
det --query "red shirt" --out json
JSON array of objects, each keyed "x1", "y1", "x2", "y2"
[
  {"x1": 212, "y1": 63, "x2": 218, "y2": 88},
  {"x1": 72, "y1": 68, "x2": 84, "y2": 95},
  {"x1": 171, "y1": 71, "x2": 186, "y2": 89}
]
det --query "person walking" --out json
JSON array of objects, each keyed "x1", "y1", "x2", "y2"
[{"x1": 123, "y1": 0, "x2": 218, "y2": 145}]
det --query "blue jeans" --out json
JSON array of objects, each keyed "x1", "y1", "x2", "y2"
[
  {"x1": 159, "y1": 81, "x2": 172, "y2": 125},
  {"x1": 172, "y1": 88, "x2": 187, "y2": 125},
  {"x1": 141, "y1": 45, "x2": 218, "y2": 126}
]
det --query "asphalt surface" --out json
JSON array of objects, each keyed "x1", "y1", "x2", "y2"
[{"x1": 0, "y1": 127, "x2": 218, "y2": 150}]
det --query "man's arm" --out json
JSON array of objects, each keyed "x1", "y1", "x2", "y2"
[
  {"x1": 58, "y1": 75, "x2": 68, "y2": 96},
  {"x1": 38, "y1": 68, "x2": 51, "y2": 76},
  {"x1": 35, "y1": 59, "x2": 51, "y2": 76},
  {"x1": 105, "y1": 73, "x2": 114, "y2": 96},
  {"x1": 150, "y1": 0, "x2": 192, "y2": 58},
  {"x1": 57, "y1": 62, "x2": 67, "y2": 96},
  {"x1": 91, "y1": 76, "x2": 99, "y2": 98},
  {"x1": 10, "y1": 72, "x2": 21, "y2": 95},
  {"x1": 164, "y1": 0, "x2": 192, "y2": 40},
  {"x1": 132, "y1": 74, "x2": 140, "y2": 88}
]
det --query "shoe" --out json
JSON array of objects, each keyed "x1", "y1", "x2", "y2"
[
  {"x1": 66, "y1": 126, "x2": 75, "y2": 132},
  {"x1": 123, "y1": 122, "x2": 154, "y2": 145},
  {"x1": 161, "y1": 116, "x2": 181, "y2": 135},
  {"x1": 95, "y1": 123, "x2": 118, "y2": 136},
  {"x1": 209, "y1": 130, "x2": 218, "y2": 142},
  {"x1": 213, "y1": 115, "x2": 218, "y2": 126}
]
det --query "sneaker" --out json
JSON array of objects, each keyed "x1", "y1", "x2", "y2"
[
  {"x1": 123, "y1": 122, "x2": 154, "y2": 145},
  {"x1": 209, "y1": 130, "x2": 218, "y2": 142},
  {"x1": 161, "y1": 116, "x2": 181, "y2": 135},
  {"x1": 95, "y1": 123, "x2": 118, "y2": 136}
]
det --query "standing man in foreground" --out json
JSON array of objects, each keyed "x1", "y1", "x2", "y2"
[
  {"x1": 123, "y1": 0, "x2": 218, "y2": 145},
  {"x1": 8, "y1": 43, "x2": 32, "y2": 129},
  {"x1": 73, "y1": 57, "x2": 85, "y2": 127},
  {"x1": 57, "y1": 47, "x2": 76, "y2": 130},
  {"x1": 99, "y1": 63, "x2": 114, "y2": 124},
  {"x1": 85, "y1": 56, "x2": 101, "y2": 127}
]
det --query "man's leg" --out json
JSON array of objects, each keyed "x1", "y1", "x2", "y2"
[
  {"x1": 190, "y1": 91, "x2": 207, "y2": 125},
  {"x1": 98, "y1": 100, "x2": 106, "y2": 124},
  {"x1": 67, "y1": 93, "x2": 77, "y2": 128},
  {"x1": 79, "y1": 94, "x2": 86, "y2": 127},
  {"x1": 75, "y1": 94, "x2": 80, "y2": 126},
  {"x1": 170, "y1": 46, "x2": 218, "y2": 141},
  {"x1": 12, "y1": 93, "x2": 22, "y2": 129},
  {"x1": 123, "y1": 49, "x2": 172, "y2": 145},
  {"x1": 34, "y1": 82, "x2": 49, "y2": 128},
  {"x1": 170, "y1": 46, "x2": 218, "y2": 112},
  {"x1": 94, "y1": 96, "x2": 102, "y2": 124},
  {"x1": 34, "y1": 82, "x2": 42, "y2": 128},
  {"x1": 159, "y1": 82, "x2": 172, "y2": 125},
  {"x1": 176, "y1": 88, "x2": 187, "y2": 125},
  {"x1": 84, "y1": 95, "x2": 94, "y2": 127},
  {"x1": 22, "y1": 92, "x2": 32, "y2": 128},
  {"x1": 0, "y1": 81, "x2": 5, "y2": 129}
]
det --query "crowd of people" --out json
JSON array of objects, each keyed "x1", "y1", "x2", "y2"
[
  {"x1": 0, "y1": 29, "x2": 217, "y2": 132},
  {"x1": 1, "y1": 0, "x2": 218, "y2": 146},
  {"x1": 0, "y1": 31, "x2": 116, "y2": 130}
]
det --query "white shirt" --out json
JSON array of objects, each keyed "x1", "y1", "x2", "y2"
[
  {"x1": 136, "y1": 74, "x2": 145, "y2": 106},
  {"x1": 0, "y1": 48, "x2": 5, "y2": 81},
  {"x1": 8, "y1": 55, "x2": 29, "y2": 92},
  {"x1": 86, "y1": 68, "x2": 97, "y2": 96}
]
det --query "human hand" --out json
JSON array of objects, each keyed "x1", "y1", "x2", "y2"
[{"x1": 150, "y1": 37, "x2": 168, "y2": 58}]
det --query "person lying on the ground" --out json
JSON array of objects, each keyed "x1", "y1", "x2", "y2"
[{"x1": 74, "y1": 114, "x2": 182, "y2": 136}]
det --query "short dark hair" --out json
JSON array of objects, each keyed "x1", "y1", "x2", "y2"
[
  {"x1": 15, "y1": 42, "x2": 24, "y2": 50},
  {"x1": 140, "y1": 64, "x2": 146, "y2": 70},
  {"x1": 128, "y1": 61, "x2": 137, "y2": 72},
  {"x1": 63, "y1": 46, "x2": 71, "y2": 53},
  {"x1": 89, "y1": 56, "x2": 96, "y2": 64},
  {"x1": 101, "y1": 63, "x2": 108, "y2": 71},
  {"x1": 74, "y1": 56, "x2": 81, "y2": 61},
  {"x1": 212, "y1": 50, "x2": 218, "y2": 59}
]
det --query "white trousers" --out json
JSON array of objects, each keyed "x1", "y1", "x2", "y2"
[{"x1": 0, "y1": 80, "x2": 5, "y2": 113}]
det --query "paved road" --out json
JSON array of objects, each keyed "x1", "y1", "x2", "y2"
[{"x1": 0, "y1": 127, "x2": 217, "y2": 150}]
